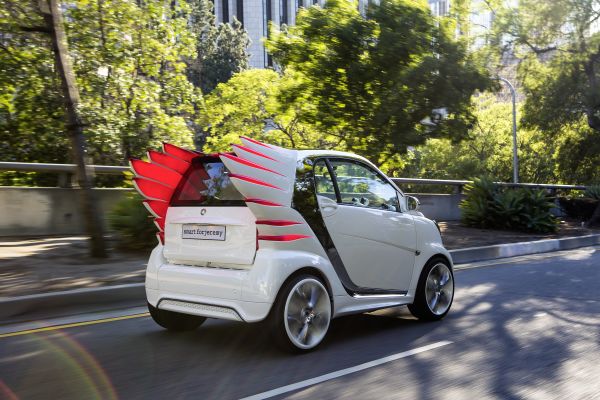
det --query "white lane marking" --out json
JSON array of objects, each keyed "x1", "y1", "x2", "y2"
[{"x1": 239, "y1": 340, "x2": 453, "y2": 400}]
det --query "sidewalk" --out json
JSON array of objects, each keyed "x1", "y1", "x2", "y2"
[
  {"x1": 439, "y1": 219, "x2": 598, "y2": 249},
  {"x1": 1, "y1": 219, "x2": 598, "y2": 298},
  {"x1": 0, "y1": 236, "x2": 145, "y2": 298}
]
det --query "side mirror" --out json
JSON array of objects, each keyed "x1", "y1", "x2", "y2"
[{"x1": 406, "y1": 195, "x2": 420, "y2": 211}]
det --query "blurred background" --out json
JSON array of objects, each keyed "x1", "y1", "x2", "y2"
[{"x1": 0, "y1": 0, "x2": 599, "y2": 289}]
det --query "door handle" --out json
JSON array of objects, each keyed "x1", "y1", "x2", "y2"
[{"x1": 317, "y1": 197, "x2": 339, "y2": 216}]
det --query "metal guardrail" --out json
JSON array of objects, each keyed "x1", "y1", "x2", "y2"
[
  {"x1": 0, "y1": 162, "x2": 129, "y2": 188},
  {"x1": 0, "y1": 162, "x2": 588, "y2": 192},
  {"x1": 391, "y1": 177, "x2": 587, "y2": 193},
  {"x1": 0, "y1": 162, "x2": 128, "y2": 174}
]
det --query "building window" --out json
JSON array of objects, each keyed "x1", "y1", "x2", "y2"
[
  {"x1": 266, "y1": 0, "x2": 273, "y2": 67},
  {"x1": 281, "y1": 0, "x2": 288, "y2": 24},
  {"x1": 236, "y1": 0, "x2": 243, "y2": 25},
  {"x1": 222, "y1": 0, "x2": 229, "y2": 23},
  {"x1": 266, "y1": 0, "x2": 272, "y2": 24}
]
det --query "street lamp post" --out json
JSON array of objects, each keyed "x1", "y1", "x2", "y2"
[{"x1": 497, "y1": 77, "x2": 519, "y2": 183}]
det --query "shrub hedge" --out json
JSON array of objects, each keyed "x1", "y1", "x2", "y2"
[
  {"x1": 108, "y1": 192, "x2": 157, "y2": 250},
  {"x1": 460, "y1": 177, "x2": 558, "y2": 233}
]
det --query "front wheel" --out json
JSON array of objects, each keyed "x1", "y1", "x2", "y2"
[
  {"x1": 270, "y1": 275, "x2": 332, "y2": 352},
  {"x1": 408, "y1": 258, "x2": 454, "y2": 321},
  {"x1": 148, "y1": 302, "x2": 206, "y2": 331}
]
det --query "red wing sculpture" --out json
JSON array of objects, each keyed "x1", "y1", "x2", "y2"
[
  {"x1": 130, "y1": 143, "x2": 202, "y2": 243},
  {"x1": 220, "y1": 137, "x2": 313, "y2": 243}
]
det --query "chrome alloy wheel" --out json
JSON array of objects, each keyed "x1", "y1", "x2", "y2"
[
  {"x1": 425, "y1": 263, "x2": 454, "y2": 315},
  {"x1": 283, "y1": 278, "x2": 331, "y2": 350}
]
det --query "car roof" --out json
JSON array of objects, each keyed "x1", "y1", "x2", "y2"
[{"x1": 296, "y1": 149, "x2": 372, "y2": 164}]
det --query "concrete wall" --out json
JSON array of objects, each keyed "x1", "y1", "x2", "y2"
[
  {"x1": 0, "y1": 187, "x2": 131, "y2": 236},
  {"x1": 0, "y1": 187, "x2": 463, "y2": 237},
  {"x1": 408, "y1": 193, "x2": 464, "y2": 221}
]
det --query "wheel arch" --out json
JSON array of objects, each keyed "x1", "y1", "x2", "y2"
[
  {"x1": 278, "y1": 266, "x2": 334, "y2": 301},
  {"x1": 265, "y1": 265, "x2": 334, "y2": 320},
  {"x1": 426, "y1": 253, "x2": 453, "y2": 271}
]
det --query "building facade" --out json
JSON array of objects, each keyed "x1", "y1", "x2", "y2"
[
  {"x1": 220, "y1": 0, "x2": 499, "y2": 68},
  {"x1": 213, "y1": 0, "x2": 371, "y2": 68}
]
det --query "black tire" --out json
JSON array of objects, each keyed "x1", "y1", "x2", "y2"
[
  {"x1": 148, "y1": 302, "x2": 206, "y2": 331},
  {"x1": 408, "y1": 257, "x2": 454, "y2": 321},
  {"x1": 269, "y1": 274, "x2": 332, "y2": 353}
]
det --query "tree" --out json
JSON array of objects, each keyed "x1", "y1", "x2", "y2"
[
  {"x1": 199, "y1": 69, "x2": 341, "y2": 152},
  {"x1": 66, "y1": 0, "x2": 199, "y2": 165},
  {"x1": 266, "y1": 0, "x2": 493, "y2": 163},
  {"x1": 489, "y1": 0, "x2": 600, "y2": 149},
  {"x1": 1, "y1": 0, "x2": 109, "y2": 256},
  {"x1": 0, "y1": 0, "x2": 70, "y2": 186},
  {"x1": 1, "y1": 0, "x2": 199, "y2": 180},
  {"x1": 186, "y1": 0, "x2": 250, "y2": 95},
  {"x1": 397, "y1": 96, "x2": 555, "y2": 185}
]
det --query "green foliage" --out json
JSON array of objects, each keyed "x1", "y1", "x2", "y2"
[
  {"x1": 396, "y1": 96, "x2": 555, "y2": 184},
  {"x1": 108, "y1": 192, "x2": 157, "y2": 250},
  {"x1": 266, "y1": 0, "x2": 493, "y2": 163},
  {"x1": 0, "y1": 2, "x2": 70, "y2": 168},
  {"x1": 0, "y1": 0, "x2": 251, "y2": 186},
  {"x1": 460, "y1": 177, "x2": 558, "y2": 233},
  {"x1": 200, "y1": 69, "x2": 342, "y2": 152},
  {"x1": 186, "y1": 0, "x2": 250, "y2": 95},
  {"x1": 460, "y1": 177, "x2": 498, "y2": 227},
  {"x1": 1, "y1": 0, "x2": 228, "y2": 187},
  {"x1": 490, "y1": 0, "x2": 600, "y2": 131},
  {"x1": 584, "y1": 185, "x2": 600, "y2": 200},
  {"x1": 488, "y1": 0, "x2": 600, "y2": 181}
]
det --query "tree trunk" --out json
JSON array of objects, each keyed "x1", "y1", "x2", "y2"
[{"x1": 41, "y1": 0, "x2": 108, "y2": 258}]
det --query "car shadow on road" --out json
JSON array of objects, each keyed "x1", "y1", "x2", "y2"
[{"x1": 401, "y1": 254, "x2": 600, "y2": 400}]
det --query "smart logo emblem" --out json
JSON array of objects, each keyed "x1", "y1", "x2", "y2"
[{"x1": 200, "y1": 208, "x2": 207, "y2": 215}]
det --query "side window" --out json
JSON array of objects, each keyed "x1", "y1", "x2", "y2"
[
  {"x1": 329, "y1": 159, "x2": 400, "y2": 211},
  {"x1": 313, "y1": 160, "x2": 337, "y2": 201}
]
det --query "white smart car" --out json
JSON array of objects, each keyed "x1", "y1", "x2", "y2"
[{"x1": 131, "y1": 138, "x2": 454, "y2": 351}]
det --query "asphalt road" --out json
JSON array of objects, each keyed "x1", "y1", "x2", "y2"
[{"x1": 1, "y1": 247, "x2": 599, "y2": 400}]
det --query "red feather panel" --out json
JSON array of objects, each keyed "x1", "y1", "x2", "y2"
[
  {"x1": 257, "y1": 235, "x2": 311, "y2": 241},
  {"x1": 147, "y1": 150, "x2": 190, "y2": 175},
  {"x1": 143, "y1": 200, "x2": 169, "y2": 219},
  {"x1": 133, "y1": 177, "x2": 174, "y2": 202},
  {"x1": 154, "y1": 218, "x2": 165, "y2": 231},
  {"x1": 130, "y1": 159, "x2": 182, "y2": 188},
  {"x1": 163, "y1": 143, "x2": 201, "y2": 162}
]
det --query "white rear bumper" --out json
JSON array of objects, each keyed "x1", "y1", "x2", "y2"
[
  {"x1": 146, "y1": 287, "x2": 272, "y2": 322},
  {"x1": 146, "y1": 245, "x2": 343, "y2": 323}
]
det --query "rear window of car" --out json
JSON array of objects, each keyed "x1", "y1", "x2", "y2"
[{"x1": 170, "y1": 157, "x2": 245, "y2": 206}]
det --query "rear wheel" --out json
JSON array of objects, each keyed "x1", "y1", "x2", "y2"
[
  {"x1": 148, "y1": 302, "x2": 206, "y2": 331},
  {"x1": 408, "y1": 258, "x2": 454, "y2": 321},
  {"x1": 270, "y1": 275, "x2": 332, "y2": 352}
]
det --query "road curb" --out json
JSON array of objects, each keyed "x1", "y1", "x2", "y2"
[
  {"x1": 2, "y1": 234, "x2": 599, "y2": 321},
  {"x1": 0, "y1": 283, "x2": 145, "y2": 321},
  {"x1": 449, "y1": 234, "x2": 600, "y2": 264}
]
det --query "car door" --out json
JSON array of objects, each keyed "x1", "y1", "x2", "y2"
[{"x1": 315, "y1": 158, "x2": 417, "y2": 292}]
